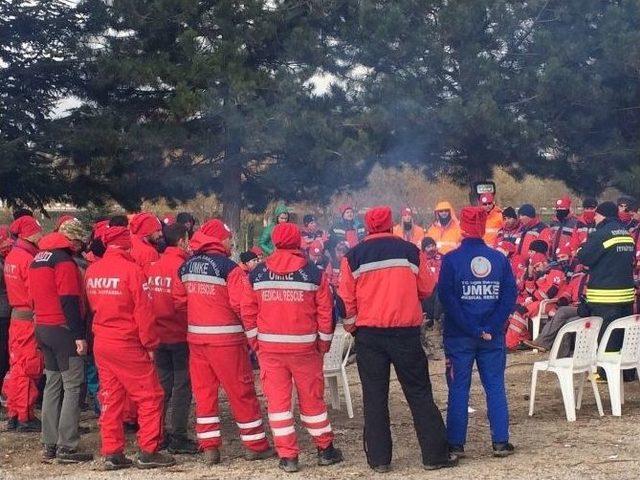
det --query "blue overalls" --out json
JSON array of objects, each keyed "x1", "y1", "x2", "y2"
[{"x1": 438, "y1": 237, "x2": 517, "y2": 446}]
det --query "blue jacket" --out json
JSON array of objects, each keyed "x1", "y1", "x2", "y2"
[{"x1": 438, "y1": 237, "x2": 517, "y2": 339}]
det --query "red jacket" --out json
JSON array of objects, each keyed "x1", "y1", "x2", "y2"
[
  {"x1": 147, "y1": 247, "x2": 188, "y2": 344},
  {"x1": 85, "y1": 247, "x2": 158, "y2": 350},
  {"x1": 540, "y1": 215, "x2": 578, "y2": 260},
  {"x1": 4, "y1": 239, "x2": 38, "y2": 311},
  {"x1": 241, "y1": 249, "x2": 334, "y2": 354},
  {"x1": 30, "y1": 233, "x2": 85, "y2": 339},
  {"x1": 130, "y1": 234, "x2": 159, "y2": 272},
  {"x1": 179, "y1": 232, "x2": 246, "y2": 346},
  {"x1": 338, "y1": 233, "x2": 436, "y2": 332},
  {"x1": 523, "y1": 266, "x2": 566, "y2": 302},
  {"x1": 558, "y1": 271, "x2": 589, "y2": 306},
  {"x1": 424, "y1": 252, "x2": 442, "y2": 279}
]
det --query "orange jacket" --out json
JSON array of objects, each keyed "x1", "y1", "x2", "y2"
[
  {"x1": 425, "y1": 201, "x2": 462, "y2": 254},
  {"x1": 483, "y1": 206, "x2": 503, "y2": 245},
  {"x1": 338, "y1": 233, "x2": 436, "y2": 331},
  {"x1": 393, "y1": 223, "x2": 425, "y2": 248}
]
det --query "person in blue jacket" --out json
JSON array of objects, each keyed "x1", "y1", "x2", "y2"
[{"x1": 438, "y1": 206, "x2": 517, "y2": 459}]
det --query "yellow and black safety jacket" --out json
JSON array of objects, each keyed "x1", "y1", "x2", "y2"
[{"x1": 576, "y1": 218, "x2": 635, "y2": 305}]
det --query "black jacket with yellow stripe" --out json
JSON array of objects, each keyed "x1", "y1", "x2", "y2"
[{"x1": 576, "y1": 218, "x2": 635, "y2": 305}]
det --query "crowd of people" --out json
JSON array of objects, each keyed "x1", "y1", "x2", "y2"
[{"x1": 0, "y1": 191, "x2": 637, "y2": 473}]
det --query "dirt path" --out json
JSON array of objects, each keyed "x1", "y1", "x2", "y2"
[{"x1": 2, "y1": 351, "x2": 639, "y2": 480}]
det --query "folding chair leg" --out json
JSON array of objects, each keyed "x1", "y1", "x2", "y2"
[
  {"x1": 340, "y1": 368, "x2": 354, "y2": 419},
  {"x1": 590, "y1": 371, "x2": 604, "y2": 417},
  {"x1": 620, "y1": 370, "x2": 624, "y2": 405},
  {"x1": 529, "y1": 368, "x2": 539, "y2": 416},
  {"x1": 327, "y1": 376, "x2": 340, "y2": 410},
  {"x1": 576, "y1": 372, "x2": 586, "y2": 410},
  {"x1": 604, "y1": 366, "x2": 622, "y2": 416},
  {"x1": 557, "y1": 370, "x2": 576, "y2": 422}
]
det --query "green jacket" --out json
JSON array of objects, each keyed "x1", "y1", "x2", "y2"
[{"x1": 258, "y1": 204, "x2": 289, "y2": 256}]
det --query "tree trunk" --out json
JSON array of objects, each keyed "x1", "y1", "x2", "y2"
[{"x1": 220, "y1": 150, "x2": 242, "y2": 236}]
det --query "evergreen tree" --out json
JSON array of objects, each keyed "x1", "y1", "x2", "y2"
[
  {"x1": 0, "y1": 0, "x2": 84, "y2": 208},
  {"x1": 60, "y1": 0, "x2": 370, "y2": 231}
]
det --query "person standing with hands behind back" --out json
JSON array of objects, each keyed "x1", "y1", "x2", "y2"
[{"x1": 438, "y1": 206, "x2": 517, "y2": 459}]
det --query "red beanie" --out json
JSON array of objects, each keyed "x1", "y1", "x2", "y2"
[
  {"x1": 365, "y1": 206, "x2": 393, "y2": 234},
  {"x1": 272, "y1": 223, "x2": 301, "y2": 250},
  {"x1": 129, "y1": 213, "x2": 162, "y2": 236},
  {"x1": 162, "y1": 214, "x2": 176, "y2": 226},
  {"x1": 250, "y1": 246, "x2": 264, "y2": 257},
  {"x1": 460, "y1": 206, "x2": 487, "y2": 238},
  {"x1": 200, "y1": 219, "x2": 232, "y2": 241},
  {"x1": 55, "y1": 215, "x2": 76, "y2": 232},
  {"x1": 9, "y1": 216, "x2": 42, "y2": 239},
  {"x1": 102, "y1": 226, "x2": 131, "y2": 249},
  {"x1": 555, "y1": 195, "x2": 571, "y2": 210},
  {"x1": 92, "y1": 220, "x2": 110, "y2": 240},
  {"x1": 339, "y1": 204, "x2": 353, "y2": 216}
]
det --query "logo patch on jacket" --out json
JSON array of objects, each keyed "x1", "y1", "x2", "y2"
[{"x1": 470, "y1": 256, "x2": 492, "y2": 278}]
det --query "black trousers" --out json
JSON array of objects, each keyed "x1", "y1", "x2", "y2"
[
  {"x1": 355, "y1": 327, "x2": 449, "y2": 467},
  {"x1": 154, "y1": 342, "x2": 192, "y2": 436},
  {"x1": 591, "y1": 303, "x2": 634, "y2": 351},
  {"x1": 0, "y1": 317, "x2": 9, "y2": 394}
]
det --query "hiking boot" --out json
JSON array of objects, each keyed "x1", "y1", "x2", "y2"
[
  {"x1": 492, "y1": 442, "x2": 515, "y2": 458},
  {"x1": 56, "y1": 447, "x2": 94, "y2": 464},
  {"x1": 317, "y1": 444, "x2": 343, "y2": 466},
  {"x1": 449, "y1": 444, "x2": 466, "y2": 458},
  {"x1": 522, "y1": 340, "x2": 547, "y2": 352},
  {"x1": 135, "y1": 451, "x2": 176, "y2": 469},
  {"x1": 203, "y1": 448, "x2": 221, "y2": 465},
  {"x1": 371, "y1": 464, "x2": 391, "y2": 473},
  {"x1": 244, "y1": 447, "x2": 274, "y2": 461},
  {"x1": 104, "y1": 453, "x2": 133, "y2": 470},
  {"x1": 42, "y1": 444, "x2": 57, "y2": 461},
  {"x1": 17, "y1": 418, "x2": 41, "y2": 433},
  {"x1": 423, "y1": 453, "x2": 459, "y2": 470},
  {"x1": 6, "y1": 416, "x2": 18, "y2": 431},
  {"x1": 167, "y1": 434, "x2": 198, "y2": 455},
  {"x1": 278, "y1": 457, "x2": 299, "y2": 473}
]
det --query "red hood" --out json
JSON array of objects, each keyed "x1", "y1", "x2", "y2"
[
  {"x1": 38, "y1": 233, "x2": 73, "y2": 251},
  {"x1": 190, "y1": 231, "x2": 229, "y2": 256},
  {"x1": 265, "y1": 249, "x2": 307, "y2": 274}
]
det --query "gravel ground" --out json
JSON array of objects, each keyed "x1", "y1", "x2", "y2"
[{"x1": 1, "y1": 350, "x2": 640, "y2": 480}]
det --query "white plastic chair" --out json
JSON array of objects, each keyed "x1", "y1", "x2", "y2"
[
  {"x1": 529, "y1": 316, "x2": 604, "y2": 422},
  {"x1": 323, "y1": 325, "x2": 354, "y2": 418},
  {"x1": 597, "y1": 314, "x2": 640, "y2": 416},
  {"x1": 530, "y1": 298, "x2": 558, "y2": 350}
]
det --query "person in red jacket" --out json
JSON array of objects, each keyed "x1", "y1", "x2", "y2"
[
  {"x1": 129, "y1": 213, "x2": 163, "y2": 271},
  {"x1": 505, "y1": 252, "x2": 566, "y2": 350},
  {"x1": 3, "y1": 216, "x2": 43, "y2": 432},
  {"x1": 513, "y1": 204, "x2": 546, "y2": 260},
  {"x1": 338, "y1": 206, "x2": 456, "y2": 472},
  {"x1": 146, "y1": 223, "x2": 197, "y2": 455},
  {"x1": 570, "y1": 197, "x2": 598, "y2": 254},
  {"x1": 85, "y1": 225, "x2": 175, "y2": 470},
  {"x1": 180, "y1": 220, "x2": 271, "y2": 465},
  {"x1": 540, "y1": 195, "x2": 578, "y2": 260},
  {"x1": 31, "y1": 231, "x2": 93, "y2": 463},
  {"x1": 0, "y1": 225, "x2": 12, "y2": 411},
  {"x1": 241, "y1": 222, "x2": 341, "y2": 473}
]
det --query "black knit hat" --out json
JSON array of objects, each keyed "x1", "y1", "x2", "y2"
[
  {"x1": 518, "y1": 204, "x2": 536, "y2": 218},
  {"x1": 240, "y1": 251, "x2": 258, "y2": 264},
  {"x1": 502, "y1": 206, "x2": 517, "y2": 219},
  {"x1": 595, "y1": 201, "x2": 618, "y2": 218},
  {"x1": 421, "y1": 236, "x2": 436, "y2": 250},
  {"x1": 303, "y1": 214, "x2": 316, "y2": 226},
  {"x1": 529, "y1": 239, "x2": 549, "y2": 254},
  {"x1": 582, "y1": 197, "x2": 597, "y2": 209}
]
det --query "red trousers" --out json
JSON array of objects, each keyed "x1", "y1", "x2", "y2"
[
  {"x1": 189, "y1": 343, "x2": 269, "y2": 452},
  {"x1": 260, "y1": 351, "x2": 334, "y2": 459},
  {"x1": 94, "y1": 338, "x2": 164, "y2": 455},
  {"x1": 1, "y1": 319, "x2": 42, "y2": 421}
]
